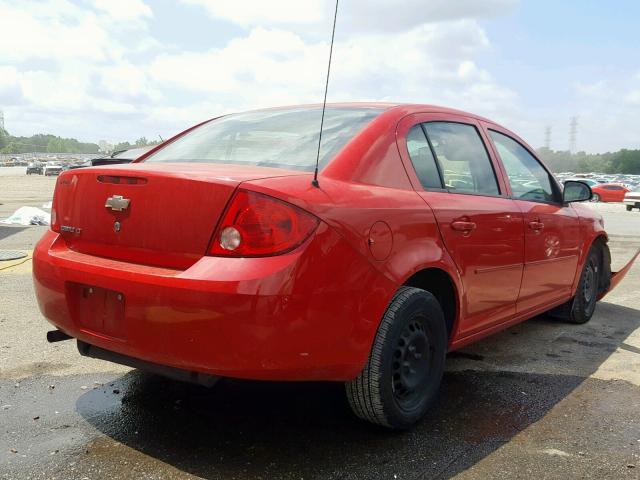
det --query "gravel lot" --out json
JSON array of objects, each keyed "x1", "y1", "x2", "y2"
[{"x1": 1, "y1": 168, "x2": 639, "y2": 479}]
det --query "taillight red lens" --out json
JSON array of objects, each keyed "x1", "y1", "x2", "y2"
[
  {"x1": 208, "y1": 190, "x2": 319, "y2": 257},
  {"x1": 50, "y1": 206, "x2": 59, "y2": 232}
]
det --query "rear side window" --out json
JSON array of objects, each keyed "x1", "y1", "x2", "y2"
[
  {"x1": 423, "y1": 122, "x2": 500, "y2": 196},
  {"x1": 406, "y1": 125, "x2": 443, "y2": 189},
  {"x1": 489, "y1": 130, "x2": 556, "y2": 203}
]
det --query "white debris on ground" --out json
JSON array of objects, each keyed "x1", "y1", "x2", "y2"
[
  {"x1": 1, "y1": 206, "x2": 51, "y2": 226},
  {"x1": 42, "y1": 201, "x2": 52, "y2": 209}
]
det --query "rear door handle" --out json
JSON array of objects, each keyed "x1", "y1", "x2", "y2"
[
  {"x1": 528, "y1": 220, "x2": 544, "y2": 232},
  {"x1": 451, "y1": 220, "x2": 477, "y2": 232}
]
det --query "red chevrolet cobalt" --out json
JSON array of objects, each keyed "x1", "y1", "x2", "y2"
[{"x1": 33, "y1": 104, "x2": 637, "y2": 429}]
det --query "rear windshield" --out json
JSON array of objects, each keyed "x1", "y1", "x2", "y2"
[{"x1": 144, "y1": 107, "x2": 383, "y2": 171}]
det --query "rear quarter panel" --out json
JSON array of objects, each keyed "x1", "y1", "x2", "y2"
[{"x1": 244, "y1": 176, "x2": 464, "y2": 346}]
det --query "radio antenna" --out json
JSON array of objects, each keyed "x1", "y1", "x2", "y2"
[{"x1": 312, "y1": 0, "x2": 339, "y2": 188}]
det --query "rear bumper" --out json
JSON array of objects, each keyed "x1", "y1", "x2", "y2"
[
  {"x1": 77, "y1": 340, "x2": 219, "y2": 387},
  {"x1": 33, "y1": 227, "x2": 395, "y2": 381},
  {"x1": 623, "y1": 199, "x2": 640, "y2": 207}
]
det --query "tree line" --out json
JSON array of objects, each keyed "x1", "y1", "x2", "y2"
[
  {"x1": 537, "y1": 148, "x2": 640, "y2": 174},
  {"x1": 0, "y1": 128, "x2": 99, "y2": 154},
  {"x1": 0, "y1": 128, "x2": 157, "y2": 155},
  {"x1": 111, "y1": 137, "x2": 159, "y2": 153}
]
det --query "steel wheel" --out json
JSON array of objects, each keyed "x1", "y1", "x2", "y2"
[
  {"x1": 391, "y1": 317, "x2": 434, "y2": 411},
  {"x1": 581, "y1": 255, "x2": 599, "y2": 317},
  {"x1": 346, "y1": 287, "x2": 447, "y2": 429}
]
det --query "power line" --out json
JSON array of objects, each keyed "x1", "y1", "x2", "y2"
[
  {"x1": 569, "y1": 116, "x2": 578, "y2": 153},
  {"x1": 544, "y1": 125, "x2": 552, "y2": 149}
]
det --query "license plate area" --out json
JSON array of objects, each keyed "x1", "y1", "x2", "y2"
[{"x1": 66, "y1": 283, "x2": 126, "y2": 340}]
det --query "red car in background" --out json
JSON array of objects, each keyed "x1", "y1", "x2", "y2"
[
  {"x1": 33, "y1": 104, "x2": 638, "y2": 429},
  {"x1": 590, "y1": 183, "x2": 630, "y2": 202}
]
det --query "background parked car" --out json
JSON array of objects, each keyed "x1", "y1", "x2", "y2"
[
  {"x1": 67, "y1": 146, "x2": 155, "y2": 170},
  {"x1": 563, "y1": 177, "x2": 599, "y2": 188},
  {"x1": 93, "y1": 146, "x2": 155, "y2": 166},
  {"x1": 65, "y1": 160, "x2": 89, "y2": 170},
  {"x1": 26, "y1": 161, "x2": 43, "y2": 175},
  {"x1": 43, "y1": 161, "x2": 63, "y2": 176},
  {"x1": 66, "y1": 146, "x2": 155, "y2": 170},
  {"x1": 590, "y1": 183, "x2": 630, "y2": 202},
  {"x1": 624, "y1": 190, "x2": 640, "y2": 211}
]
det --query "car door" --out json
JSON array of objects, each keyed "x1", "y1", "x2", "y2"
[
  {"x1": 603, "y1": 185, "x2": 626, "y2": 202},
  {"x1": 398, "y1": 114, "x2": 525, "y2": 336},
  {"x1": 485, "y1": 127, "x2": 581, "y2": 313}
]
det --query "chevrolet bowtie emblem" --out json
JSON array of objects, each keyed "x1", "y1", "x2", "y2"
[{"x1": 105, "y1": 195, "x2": 130, "y2": 212}]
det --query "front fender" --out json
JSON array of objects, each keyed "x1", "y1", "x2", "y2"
[{"x1": 570, "y1": 203, "x2": 608, "y2": 295}]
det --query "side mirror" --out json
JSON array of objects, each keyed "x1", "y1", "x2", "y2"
[{"x1": 563, "y1": 180, "x2": 592, "y2": 203}]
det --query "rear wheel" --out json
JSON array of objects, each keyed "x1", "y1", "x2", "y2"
[
  {"x1": 345, "y1": 287, "x2": 447, "y2": 429},
  {"x1": 590, "y1": 193, "x2": 600, "y2": 202},
  {"x1": 627, "y1": 205, "x2": 633, "y2": 212}
]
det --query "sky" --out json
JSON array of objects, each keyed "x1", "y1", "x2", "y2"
[{"x1": 0, "y1": 0, "x2": 638, "y2": 153}]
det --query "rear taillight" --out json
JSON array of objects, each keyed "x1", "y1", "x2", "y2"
[
  {"x1": 208, "y1": 190, "x2": 319, "y2": 257},
  {"x1": 51, "y1": 206, "x2": 59, "y2": 232}
]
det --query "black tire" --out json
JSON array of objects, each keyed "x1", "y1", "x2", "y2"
[
  {"x1": 345, "y1": 286, "x2": 447, "y2": 429},
  {"x1": 590, "y1": 193, "x2": 600, "y2": 202},
  {"x1": 627, "y1": 205, "x2": 633, "y2": 212},
  {"x1": 550, "y1": 247, "x2": 601, "y2": 324}
]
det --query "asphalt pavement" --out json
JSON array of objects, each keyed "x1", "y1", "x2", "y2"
[{"x1": 1, "y1": 171, "x2": 639, "y2": 479}]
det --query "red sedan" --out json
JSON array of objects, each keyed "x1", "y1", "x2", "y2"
[
  {"x1": 33, "y1": 104, "x2": 637, "y2": 429},
  {"x1": 590, "y1": 183, "x2": 630, "y2": 202}
]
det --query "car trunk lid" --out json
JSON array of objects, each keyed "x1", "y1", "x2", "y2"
[{"x1": 53, "y1": 163, "x2": 304, "y2": 269}]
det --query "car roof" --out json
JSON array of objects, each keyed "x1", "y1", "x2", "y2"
[{"x1": 234, "y1": 102, "x2": 495, "y2": 124}]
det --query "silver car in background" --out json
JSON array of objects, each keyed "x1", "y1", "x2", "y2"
[
  {"x1": 43, "y1": 161, "x2": 63, "y2": 176},
  {"x1": 624, "y1": 189, "x2": 640, "y2": 211}
]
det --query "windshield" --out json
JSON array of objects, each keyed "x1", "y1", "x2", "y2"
[{"x1": 144, "y1": 107, "x2": 383, "y2": 171}]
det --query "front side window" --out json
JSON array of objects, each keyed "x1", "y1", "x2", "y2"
[
  {"x1": 145, "y1": 107, "x2": 382, "y2": 171},
  {"x1": 489, "y1": 130, "x2": 556, "y2": 203},
  {"x1": 423, "y1": 122, "x2": 500, "y2": 196},
  {"x1": 406, "y1": 125, "x2": 443, "y2": 189}
]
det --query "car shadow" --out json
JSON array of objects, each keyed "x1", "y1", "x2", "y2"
[
  {"x1": 0, "y1": 226, "x2": 28, "y2": 241},
  {"x1": 76, "y1": 301, "x2": 640, "y2": 479}
]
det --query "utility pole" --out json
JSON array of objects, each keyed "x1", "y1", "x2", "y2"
[
  {"x1": 569, "y1": 116, "x2": 578, "y2": 153},
  {"x1": 0, "y1": 110, "x2": 4, "y2": 131},
  {"x1": 544, "y1": 125, "x2": 552, "y2": 150}
]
